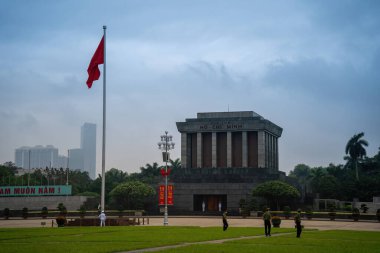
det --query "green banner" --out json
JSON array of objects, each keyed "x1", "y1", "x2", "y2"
[{"x1": 0, "y1": 185, "x2": 72, "y2": 197}]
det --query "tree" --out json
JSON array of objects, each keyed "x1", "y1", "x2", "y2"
[
  {"x1": 317, "y1": 175, "x2": 339, "y2": 199},
  {"x1": 90, "y1": 168, "x2": 128, "y2": 202},
  {"x1": 289, "y1": 164, "x2": 311, "y2": 202},
  {"x1": 0, "y1": 162, "x2": 17, "y2": 184},
  {"x1": 169, "y1": 158, "x2": 181, "y2": 177},
  {"x1": 140, "y1": 163, "x2": 161, "y2": 177},
  {"x1": 129, "y1": 163, "x2": 162, "y2": 184},
  {"x1": 308, "y1": 167, "x2": 325, "y2": 194},
  {"x1": 326, "y1": 163, "x2": 344, "y2": 178},
  {"x1": 252, "y1": 180, "x2": 300, "y2": 210},
  {"x1": 110, "y1": 181, "x2": 155, "y2": 210},
  {"x1": 345, "y1": 132, "x2": 368, "y2": 181}
]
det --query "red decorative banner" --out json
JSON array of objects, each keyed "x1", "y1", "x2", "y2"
[
  {"x1": 167, "y1": 185, "x2": 173, "y2": 205},
  {"x1": 159, "y1": 185, "x2": 165, "y2": 205},
  {"x1": 158, "y1": 185, "x2": 174, "y2": 205}
]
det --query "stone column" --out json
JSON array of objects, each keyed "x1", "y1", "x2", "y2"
[
  {"x1": 242, "y1": 131, "x2": 247, "y2": 167},
  {"x1": 212, "y1": 132, "x2": 217, "y2": 168},
  {"x1": 269, "y1": 134, "x2": 273, "y2": 169},
  {"x1": 197, "y1": 132, "x2": 202, "y2": 168},
  {"x1": 227, "y1": 132, "x2": 232, "y2": 167},
  {"x1": 275, "y1": 137, "x2": 279, "y2": 170},
  {"x1": 258, "y1": 131, "x2": 266, "y2": 168},
  {"x1": 272, "y1": 135, "x2": 276, "y2": 170},
  {"x1": 181, "y1": 133, "x2": 187, "y2": 168}
]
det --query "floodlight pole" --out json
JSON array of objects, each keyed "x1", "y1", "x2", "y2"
[
  {"x1": 158, "y1": 131, "x2": 175, "y2": 226},
  {"x1": 164, "y1": 132, "x2": 169, "y2": 226}
]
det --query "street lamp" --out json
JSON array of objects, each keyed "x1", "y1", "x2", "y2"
[{"x1": 157, "y1": 131, "x2": 175, "y2": 226}]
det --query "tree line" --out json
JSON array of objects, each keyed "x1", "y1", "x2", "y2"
[
  {"x1": 1, "y1": 132, "x2": 378, "y2": 211},
  {"x1": 288, "y1": 133, "x2": 380, "y2": 203},
  {"x1": 0, "y1": 159, "x2": 181, "y2": 211}
]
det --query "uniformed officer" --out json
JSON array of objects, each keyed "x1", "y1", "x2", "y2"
[
  {"x1": 99, "y1": 211, "x2": 106, "y2": 227},
  {"x1": 263, "y1": 208, "x2": 271, "y2": 237},
  {"x1": 222, "y1": 211, "x2": 229, "y2": 231},
  {"x1": 294, "y1": 209, "x2": 302, "y2": 238}
]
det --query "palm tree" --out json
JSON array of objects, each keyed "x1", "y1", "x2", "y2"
[
  {"x1": 138, "y1": 163, "x2": 162, "y2": 184},
  {"x1": 345, "y1": 132, "x2": 368, "y2": 181},
  {"x1": 140, "y1": 163, "x2": 161, "y2": 177},
  {"x1": 169, "y1": 158, "x2": 181, "y2": 171}
]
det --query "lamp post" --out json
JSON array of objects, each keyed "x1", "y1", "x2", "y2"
[
  {"x1": 66, "y1": 150, "x2": 69, "y2": 186},
  {"x1": 157, "y1": 131, "x2": 175, "y2": 226},
  {"x1": 28, "y1": 149, "x2": 31, "y2": 187}
]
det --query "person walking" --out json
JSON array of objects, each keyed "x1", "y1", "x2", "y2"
[
  {"x1": 222, "y1": 210, "x2": 229, "y2": 231},
  {"x1": 263, "y1": 208, "x2": 271, "y2": 237},
  {"x1": 294, "y1": 209, "x2": 302, "y2": 238},
  {"x1": 99, "y1": 211, "x2": 106, "y2": 227}
]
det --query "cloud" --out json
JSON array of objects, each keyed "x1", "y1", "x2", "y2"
[
  {"x1": 263, "y1": 56, "x2": 380, "y2": 106},
  {"x1": 0, "y1": 0, "x2": 380, "y2": 175}
]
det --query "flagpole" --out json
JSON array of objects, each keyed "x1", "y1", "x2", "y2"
[{"x1": 101, "y1": 25, "x2": 107, "y2": 212}]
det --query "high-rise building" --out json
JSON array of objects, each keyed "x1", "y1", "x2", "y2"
[
  {"x1": 14, "y1": 123, "x2": 97, "y2": 179},
  {"x1": 56, "y1": 155, "x2": 68, "y2": 169},
  {"x1": 81, "y1": 123, "x2": 97, "y2": 179},
  {"x1": 68, "y1": 149, "x2": 84, "y2": 171},
  {"x1": 15, "y1": 145, "x2": 59, "y2": 169}
]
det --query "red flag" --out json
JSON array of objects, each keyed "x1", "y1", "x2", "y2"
[{"x1": 86, "y1": 36, "x2": 104, "y2": 88}]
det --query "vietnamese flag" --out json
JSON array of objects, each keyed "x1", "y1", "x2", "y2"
[{"x1": 86, "y1": 36, "x2": 104, "y2": 88}]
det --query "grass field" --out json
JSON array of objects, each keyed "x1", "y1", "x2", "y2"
[
  {"x1": 0, "y1": 226, "x2": 379, "y2": 253},
  {"x1": 156, "y1": 230, "x2": 380, "y2": 253}
]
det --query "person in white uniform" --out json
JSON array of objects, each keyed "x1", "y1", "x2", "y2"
[{"x1": 99, "y1": 211, "x2": 106, "y2": 227}]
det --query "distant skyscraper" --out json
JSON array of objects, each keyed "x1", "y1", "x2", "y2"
[
  {"x1": 15, "y1": 145, "x2": 58, "y2": 169},
  {"x1": 56, "y1": 155, "x2": 68, "y2": 169},
  {"x1": 14, "y1": 123, "x2": 97, "y2": 179},
  {"x1": 68, "y1": 148, "x2": 84, "y2": 171},
  {"x1": 81, "y1": 123, "x2": 97, "y2": 179}
]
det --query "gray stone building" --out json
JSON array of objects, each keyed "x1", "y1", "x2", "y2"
[{"x1": 170, "y1": 111, "x2": 284, "y2": 214}]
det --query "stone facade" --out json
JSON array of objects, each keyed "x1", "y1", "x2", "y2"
[
  {"x1": 170, "y1": 111, "x2": 284, "y2": 213},
  {"x1": 176, "y1": 111, "x2": 282, "y2": 172}
]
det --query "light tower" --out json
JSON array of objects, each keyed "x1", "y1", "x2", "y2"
[{"x1": 157, "y1": 131, "x2": 175, "y2": 226}]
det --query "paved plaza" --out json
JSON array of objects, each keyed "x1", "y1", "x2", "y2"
[{"x1": 1, "y1": 216, "x2": 379, "y2": 231}]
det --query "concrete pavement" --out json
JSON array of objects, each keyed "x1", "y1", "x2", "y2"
[
  {"x1": 1, "y1": 216, "x2": 379, "y2": 231},
  {"x1": 145, "y1": 216, "x2": 380, "y2": 231}
]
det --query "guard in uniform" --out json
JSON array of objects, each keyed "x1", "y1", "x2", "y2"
[
  {"x1": 222, "y1": 211, "x2": 229, "y2": 231},
  {"x1": 263, "y1": 208, "x2": 272, "y2": 237},
  {"x1": 294, "y1": 209, "x2": 302, "y2": 238}
]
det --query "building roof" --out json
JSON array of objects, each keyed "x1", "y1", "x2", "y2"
[{"x1": 176, "y1": 111, "x2": 282, "y2": 137}]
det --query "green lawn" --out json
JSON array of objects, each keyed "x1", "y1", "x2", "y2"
[
  {"x1": 0, "y1": 227, "x2": 379, "y2": 253},
  {"x1": 0, "y1": 226, "x2": 292, "y2": 253},
  {"x1": 156, "y1": 230, "x2": 380, "y2": 253}
]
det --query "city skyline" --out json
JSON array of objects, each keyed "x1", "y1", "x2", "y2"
[
  {"x1": 14, "y1": 123, "x2": 97, "y2": 179},
  {"x1": 1, "y1": 1, "x2": 380, "y2": 176}
]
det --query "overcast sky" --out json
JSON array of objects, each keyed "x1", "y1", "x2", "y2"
[{"x1": 1, "y1": 0, "x2": 379, "y2": 176}]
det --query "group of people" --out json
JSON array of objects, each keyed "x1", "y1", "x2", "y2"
[
  {"x1": 222, "y1": 208, "x2": 303, "y2": 238},
  {"x1": 262, "y1": 208, "x2": 302, "y2": 238},
  {"x1": 99, "y1": 207, "x2": 303, "y2": 238}
]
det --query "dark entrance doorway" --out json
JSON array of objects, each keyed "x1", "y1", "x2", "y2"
[{"x1": 193, "y1": 194, "x2": 227, "y2": 212}]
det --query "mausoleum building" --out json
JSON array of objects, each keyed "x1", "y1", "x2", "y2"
[
  {"x1": 177, "y1": 111, "x2": 282, "y2": 171},
  {"x1": 170, "y1": 111, "x2": 284, "y2": 214}
]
